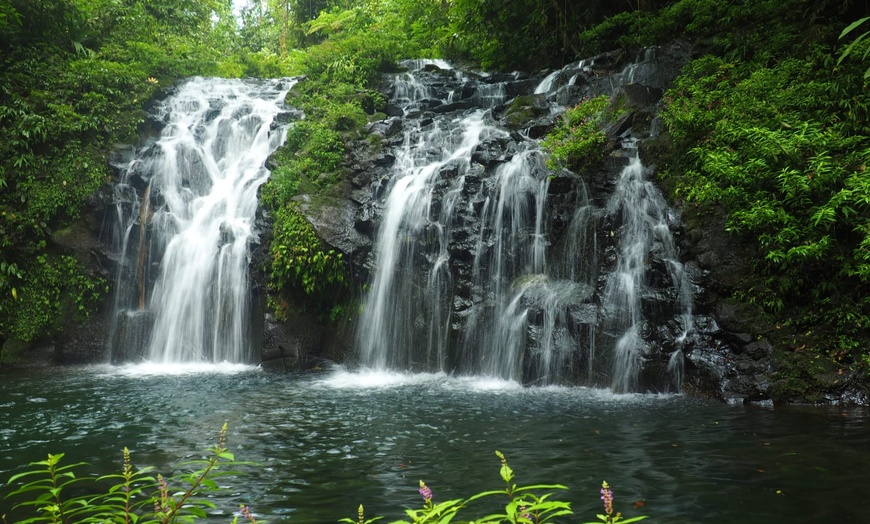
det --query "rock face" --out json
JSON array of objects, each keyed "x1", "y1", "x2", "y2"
[
  {"x1": 4, "y1": 181, "x2": 117, "y2": 367},
  {"x1": 293, "y1": 48, "x2": 694, "y2": 391},
  {"x1": 287, "y1": 45, "x2": 868, "y2": 404},
  {"x1": 29, "y1": 44, "x2": 867, "y2": 404}
]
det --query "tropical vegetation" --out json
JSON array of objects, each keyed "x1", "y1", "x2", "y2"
[{"x1": 0, "y1": 0, "x2": 868, "y2": 381}]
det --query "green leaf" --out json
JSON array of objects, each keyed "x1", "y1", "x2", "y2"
[
  {"x1": 840, "y1": 17, "x2": 870, "y2": 39},
  {"x1": 836, "y1": 30, "x2": 870, "y2": 65},
  {"x1": 513, "y1": 483, "x2": 568, "y2": 492},
  {"x1": 617, "y1": 517, "x2": 649, "y2": 523},
  {"x1": 464, "y1": 489, "x2": 507, "y2": 502}
]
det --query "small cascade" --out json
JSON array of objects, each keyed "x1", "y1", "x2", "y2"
[
  {"x1": 601, "y1": 140, "x2": 692, "y2": 392},
  {"x1": 461, "y1": 149, "x2": 553, "y2": 381},
  {"x1": 393, "y1": 60, "x2": 448, "y2": 108},
  {"x1": 470, "y1": 81, "x2": 508, "y2": 108},
  {"x1": 532, "y1": 58, "x2": 592, "y2": 106},
  {"x1": 610, "y1": 47, "x2": 660, "y2": 89},
  {"x1": 357, "y1": 107, "x2": 498, "y2": 370},
  {"x1": 534, "y1": 70, "x2": 561, "y2": 95},
  {"x1": 107, "y1": 77, "x2": 296, "y2": 363}
]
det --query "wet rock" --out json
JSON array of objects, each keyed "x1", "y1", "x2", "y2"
[
  {"x1": 366, "y1": 117, "x2": 403, "y2": 138},
  {"x1": 497, "y1": 94, "x2": 550, "y2": 130},
  {"x1": 471, "y1": 137, "x2": 509, "y2": 167},
  {"x1": 613, "y1": 83, "x2": 663, "y2": 110},
  {"x1": 297, "y1": 193, "x2": 372, "y2": 258},
  {"x1": 384, "y1": 103, "x2": 404, "y2": 117},
  {"x1": 431, "y1": 100, "x2": 473, "y2": 113},
  {"x1": 261, "y1": 310, "x2": 320, "y2": 371}
]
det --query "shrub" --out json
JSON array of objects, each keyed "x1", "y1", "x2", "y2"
[
  {"x1": 660, "y1": 50, "x2": 870, "y2": 359},
  {"x1": 1, "y1": 424, "x2": 250, "y2": 524},
  {"x1": 343, "y1": 451, "x2": 647, "y2": 524},
  {"x1": 268, "y1": 205, "x2": 347, "y2": 303},
  {"x1": 541, "y1": 95, "x2": 615, "y2": 172}
]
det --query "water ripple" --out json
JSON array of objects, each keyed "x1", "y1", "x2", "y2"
[{"x1": 1, "y1": 367, "x2": 868, "y2": 524}]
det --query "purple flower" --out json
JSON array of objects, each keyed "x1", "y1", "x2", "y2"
[
  {"x1": 600, "y1": 481, "x2": 614, "y2": 516},
  {"x1": 519, "y1": 504, "x2": 531, "y2": 521},
  {"x1": 418, "y1": 480, "x2": 433, "y2": 503}
]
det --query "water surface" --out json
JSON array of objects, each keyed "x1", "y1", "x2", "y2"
[{"x1": 1, "y1": 366, "x2": 867, "y2": 523}]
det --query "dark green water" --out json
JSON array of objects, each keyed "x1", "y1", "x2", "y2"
[{"x1": 1, "y1": 364, "x2": 868, "y2": 523}]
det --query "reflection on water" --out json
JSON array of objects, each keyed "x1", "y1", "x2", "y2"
[{"x1": 1, "y1": 366, "x2": 868, "y2": 523}]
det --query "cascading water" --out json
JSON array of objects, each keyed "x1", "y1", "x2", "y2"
[
  {"x1": 601, "y1": 140, "x2": 692, "y2": 392},
  {"x1": 107, "y1": 77, "x2": 296, "y2": 364},
  {"x1": 357, "y1": 88, "x2": 501, "y2": 371},
  {"x1": 355, "y1": 55, "x2": 693, "y2": 392},
  {"x1": 460, "y1": 149, "x2": 554, "y2": 382}
]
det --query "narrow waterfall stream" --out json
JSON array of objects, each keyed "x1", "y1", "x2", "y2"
[
  {"x1": 107, "y1": 77, "x2": 296, "y2": 363},
  {"x1": 355, "y1": 57, "x2": 693, "y2": 391},
  {"x1": 358, "y1": 110, "x2": 498, "y2": 370},
  {"x1": 602, "y1": 140, "x2": 692, "y2": 392}
]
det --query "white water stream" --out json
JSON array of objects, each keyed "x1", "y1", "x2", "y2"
[
  {"x1": 603, "y1": 141, "x2": 692, "y2": 392},
  {"x1": 357, "y1": 60, "x2": 692, "y2": 391},
  {"x1": 109, "y1": 77, "x2": 295, "y2": 363}
]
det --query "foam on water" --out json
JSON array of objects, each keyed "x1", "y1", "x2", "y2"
[
  {"x1": 100, "y1": 361, "x2": 260, "y2": 377},
  {"x1": 318, "y1": 366, "x2": 450, "y2": 389},
  {"x1": 312, "y1": 367, "x2": 674, "y2": 403}
]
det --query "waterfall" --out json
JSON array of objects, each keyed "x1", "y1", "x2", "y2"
[
  {"x1": 357, "y1": 107, "x2": 496, "y2": 370},
  {"x1": 534, "y1": 70, "x2": 561, "y2": 95},
  {"x1": 352, "y1": 54, "x2": 696, "y2": 391},
  {"x1": 602, "y1": 140, "x2": 692, "y2": 392},
  {"x1": 354, "y1": 57, "x2": 693, "y2": 391},
  {"x1": 107, "y1": 77, "x2": 296, "y2": 363},
  {"x1": 461, "y1": 149, "x2": 552, "y2": 381}
]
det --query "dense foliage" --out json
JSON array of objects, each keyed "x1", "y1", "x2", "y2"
[
  {"x1": 2, "y1": 425, "x2": 250, "y2": 523},
  {"x1": 268, "y1": 205, "x2": 347, "y2": 315},
  {"x1": 650, "y1": 3, "x2": 870, "y2": 367},
  {"x1": 541, "y1": 95, "x2": 613, "y2": 172},
  {"x1": 0, "y1": 0, "x2": 246, "y2": 349}
]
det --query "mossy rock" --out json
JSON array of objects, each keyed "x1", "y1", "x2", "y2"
[
  {"x1": 367, "y1": 111, "x2": 388, "y2": 123},
  {"x1": 348, "y1": 90, "x2": 385, "y2": 115},
  {"x1": 0, "y1": 337, "x2": 29, "y2": 366},
  {"x1": 638, "y1": 131, "x2": 673, "y2": 177},
  {"x1": 770, "y1": 350, "x2": 846, "y2": 404},
  {"x1": 503, "y1": 95, "x2": 549, "y2": 129}
]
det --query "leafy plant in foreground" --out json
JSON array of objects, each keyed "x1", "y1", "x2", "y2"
[
  {"x1": 3, "y1": 429, "x2": 648, "y2": 524},
  {"x1": 582, "y1": 482, "x2": 646, "y2": 524},
  {"x1": 343, "y1": 450, "x2": 647, "y2": 524},
  {"x1": 2, "y1": 423, "x2": 249, "y2": 524},
  {"x1": 838, "y1": 17, "x2": 870, "y2": 79}
]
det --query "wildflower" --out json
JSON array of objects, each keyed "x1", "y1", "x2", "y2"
[
  {"x1": 519, "y1": 504, "x2": 532, "y2": 521},
  {"x1": 239, "y1": 504, "x2": 256, "y2": 523},
  {"x1": 600, "y1": 481, "x2": 614, "y2": 516},
  {"x1": 154, "y1": 474, "x2": 170, "y2": 515},
  {"x1": 418, "y1": 480, "x2": 433, "y2": 503},
  {"x1": 147, "y1": 77, "x2": 159, "y2": 84},
  {"x1": 158, "y1": 474, "x2": 169, "y2": 495}
]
